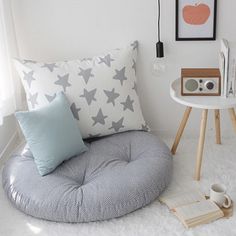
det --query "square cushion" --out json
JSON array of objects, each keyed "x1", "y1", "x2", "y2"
[
  {"x1": 15, "y1": 92, "x2": 88, "y2": 176},
  {"x1": 14, "y1": 41, "x2": 148, "y2": 138}
]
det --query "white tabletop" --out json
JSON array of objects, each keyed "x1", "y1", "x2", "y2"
[{"x1": 170, "y1": 78, "x2": 236, "y2": 109}]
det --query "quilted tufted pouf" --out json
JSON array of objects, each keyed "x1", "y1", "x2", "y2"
[{"x1": 2, "y1": 131, "x2": 172, "y2": 222}]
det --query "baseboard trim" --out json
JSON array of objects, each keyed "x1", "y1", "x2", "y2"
[{"x1": 0, "y1": 131, "x2": 21, "y2": 166}]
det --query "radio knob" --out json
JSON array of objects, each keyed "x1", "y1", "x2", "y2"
[{"x1": 205, "y1": 81, "x2": 215, "y2": 90}]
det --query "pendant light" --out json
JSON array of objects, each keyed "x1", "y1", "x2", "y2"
[{"x1": 156, "y1": 0, "x2": 164, "y2": 58}]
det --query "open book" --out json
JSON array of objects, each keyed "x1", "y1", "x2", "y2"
[
  {"x1": 220, "y1": 39, "x2": 236, "y2": 97},
  {"x1": 160, "y1": 190, "x2": 224, "y2": 228}
]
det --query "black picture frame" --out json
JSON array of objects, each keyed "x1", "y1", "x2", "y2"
[{"x1": 176, "y1": 0, "x2": 217, "y2": 41}]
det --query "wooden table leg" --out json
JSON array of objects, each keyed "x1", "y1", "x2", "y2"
[
  {"x1": 214, "y1": 109, "x2": 221, "y2": 144},
  {"x1": 194, "y1": 109, "x2": 208, "y2": 181},
  {"x1": 171, "y1": 107, "x2": 192, "y2": 155},
  {"x1": 228, "y1": 108, "x2": 236, "y2": 133}
]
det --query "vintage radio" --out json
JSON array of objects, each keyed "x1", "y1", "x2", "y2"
[{"x1": 181, "y1": 68, "x2": 221, "y2": 96}]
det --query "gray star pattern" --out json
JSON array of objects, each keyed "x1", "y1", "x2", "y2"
[
  {"x1": 113, "y1": 67, "x2": 127, "y2": 86},
  {"x1": 109, "y1": 117, "x2": 125, "y2": 132},
  {"x1": 99, "y1": 54, "x2": 114, "y2": 67},
  {"x1": 132, "y1": 59, "x2": 136, "y2": 75},
  {"x1": 23, "y1": 71, "x2": 36, "y2": 88},
  {"x1": 28, "y1": 92, "x2": 38, "y2": 109},
  {"x1": 70, "y1": 103, "x2": 81, "y2": 120},
  {"x1": 80, "y1": 89, "x2": 97, "y2": 105},
  {"x1": 121, "y1": 95, "x2": 134, "y2": 112},
  {"x1": 45, "y1": 93, "x2": 56, "y2": 103},
  {"x1": 55, "y1": 74, "x2": 71, "y2": 92},
  {"x1": 131, "y1": 41, "x2": 138, "y2": 50},
  {"x1": 103, "y1": 88, "x2": 120, "y2": 106},
  {"x1": 132, "y1": 82, "x2": 138, "y2": 94},
  {"x1": 92, "y1": 108, "x2": 108, "y2": 126},
  {"x1": 42, "y1": 63, "x2": 57, "y2": 72},
  {"x1": 78, "y1": 68, "x2": 94, "y2": 84},
  {"x1": 142, "y1": 124, "x2": 149, "y2": 131}
]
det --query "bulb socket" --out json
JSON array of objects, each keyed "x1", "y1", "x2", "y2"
[{"x1": 156, "y1": 41, "x2": 164, "y2": 58}]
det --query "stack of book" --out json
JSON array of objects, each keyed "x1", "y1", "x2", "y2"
[
  {"x1": 220, "y1": 39, "x2": 236, "y2": 97},
  {"x1": 159, "y1": 190, "x2": 224, "y2": 228}
]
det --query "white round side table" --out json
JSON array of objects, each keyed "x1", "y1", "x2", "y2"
[{"x1": 170, "y1": 78, "x2": 236, "y2": 181}]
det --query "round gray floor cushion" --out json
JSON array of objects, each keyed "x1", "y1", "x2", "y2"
[{"x1": 2, "y1": 131, "x2": 172, "y2": 222}]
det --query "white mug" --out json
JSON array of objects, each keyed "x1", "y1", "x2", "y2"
[{"x1": 210, "y1": 184, "x2": 231, "y2": 208}]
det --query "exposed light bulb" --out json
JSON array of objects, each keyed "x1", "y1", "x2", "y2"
[{"x1": 152, "y1": 58, "x2": 166, "y2": 76}]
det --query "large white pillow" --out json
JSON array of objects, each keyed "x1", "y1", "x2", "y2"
[{"x1": 14, "y1": 41, "x2": 149, "y2": 138}]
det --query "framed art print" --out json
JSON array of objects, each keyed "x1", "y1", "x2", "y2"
[{"x1": 176, "y1": 0, "x2": 217, "y2": 41}]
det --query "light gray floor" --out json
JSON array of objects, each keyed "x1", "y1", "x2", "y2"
[{"x1": 0, "y1": 137, "x2": 236, "y2": 236}]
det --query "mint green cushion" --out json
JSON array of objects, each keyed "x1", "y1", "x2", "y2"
[{"x1": 16, "y1": 92, "x2": 88, "y2": 176}]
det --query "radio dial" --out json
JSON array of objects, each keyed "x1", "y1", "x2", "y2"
[{"x1": 205, "y1": 81, "x2": 215, "y2": 90}]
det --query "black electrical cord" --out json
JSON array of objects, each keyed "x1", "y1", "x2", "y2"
[
  {"x1": 156, "y1": 0, "x2": 164, "y2": 58},
  {"x1": 158, "y1": 0, "x2": 161, "y2": 42}
]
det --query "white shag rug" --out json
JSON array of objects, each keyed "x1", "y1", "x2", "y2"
[{"x1": 0, "y1": 137, "x2": 236, "y2": 236}]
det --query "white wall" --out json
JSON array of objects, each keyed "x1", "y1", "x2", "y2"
[
  {"x1": 0, "y1": 115, "x2": 17, "y2": 155},
  {"x1": 10, "y1": 0, "x2": 236, "y2": 137}
]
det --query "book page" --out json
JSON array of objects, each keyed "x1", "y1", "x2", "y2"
[
  {"x1": 160, "y1": 190, "x2": 206, "y2": 209},
  {"x1": 219, "y1": 52, "x2": 225, "y2": 95},
  {"x1": 175, "y1": 199, "x2": 223, "y2": 222},
  {"x1": 227, "y1": 41, "x2": 236, "y2": 96},
  {"x1": 187, "y1": 213, "x2": 223, "y2": 228},
  {"x1": 221, "y1": 39, "x2": 229, "y2": 97}
]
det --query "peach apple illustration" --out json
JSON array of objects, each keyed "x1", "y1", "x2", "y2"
[{"x1": 183, "y1": 3, "x2": 210, "y2": 25}]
